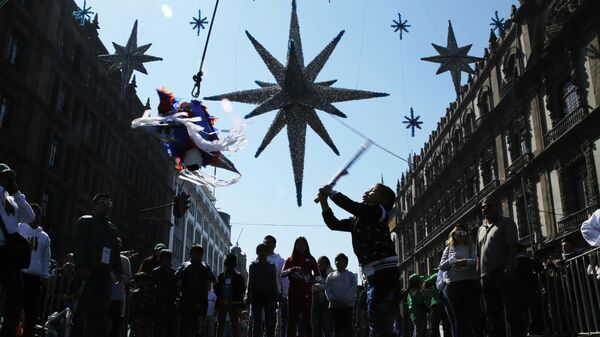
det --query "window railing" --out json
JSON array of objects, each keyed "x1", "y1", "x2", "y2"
[
  {"x1": 506, "y1": 152, "x2": 533, "y2": 176},
  {"x1": 544, "y1": 106, "x2": 587, "y2": 145},
  {"x1": 557, "y1": 204, "x2": 599, "y2": 235}
]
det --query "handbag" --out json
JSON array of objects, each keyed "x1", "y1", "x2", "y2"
[{"x1": 0, "y1": 212, "x2": 32, "y2": 270}]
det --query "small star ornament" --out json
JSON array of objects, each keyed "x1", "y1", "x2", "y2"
[
  {"x1": 204, "y1": 0, "x2": 388, "y2": 206},
  {"x1": 403, "y1": 108, "x2": 422, "y2": 137},
  {"x1": 391, "y1": 13, "x2": 410, "y2": 40},
  {"x1": 190, "y1": 9, "x2": 209, "y2": 36},
  {"x1": 73, "y1": 0, "x2": 94, "y2": 26},
  {"x1": 98, "y1": 20, "x2": 163, "y2": 96},
  {"x1": 490, "y1": 11, "x2": 509, "y2": 37},
  {"x1": 421, "y1": 21, "x2": 483, "y2": 97}
]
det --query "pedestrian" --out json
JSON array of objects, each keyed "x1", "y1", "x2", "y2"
[
  {"x1": 152, "y1": 249, "x2": 178, "y2": 337},
  {"x1": 282, "y1": 237, "x2": 321, "y2": 337},
  {"x1": 176, "y1": 244, "x2": 217, "y2": 337},
  {"x1": 477, "y1": 197, "x2": 523, "y2": 337},
  {"x1": 216, "y1": 253, "x2": 247, "y2": 337},
  {"x1": 247, "y1": 243, "x2": 279, "y2": 337},
  {"x1": 424, "y1": 272, "x2": 451, "y2": 337},
  {"x1": 71, "y1": 193, "x2": 122, "y2": 337},
  {"x1": 439, "y1": 224, "x2": 482, "y2": 337},
  {"x1": 581, "y1": 209, "x2": 600, "y2": 247},
  {"x1": 264, "y1": 235, "x2": 288, "y2": 337},
  {"x1": 312, "y1": 256, "x2": 333, "y2": 337},
  {"x1": 109, "y1": 238, "x2": 132, "y2": 337},
  {"x1": 318, "y1": 183, "x2": 398, "y2": 337},
  {"x1": 324, "y1": 253, "x2": 357, "y2": 337},
  {"x1": 139, "y1": 242, "x2": 168, "y2": 274},
  {"x1": 129, "y1": 272, "x2": 155, "y2": 337},
  {"x1": 514, "y1": 244, "x2": 544, "y2": 335},
  {"x1": 560, "y1": 238, "x2": 583, "y2": 260},
  {"x1": 407, "y1": 274, "x2": 427, "y2": 337},
  {"x1": 0, "y1": 164, "x2": 35, "y2": 337},
  {"x1": 18, "y1": 203, "x2": 50, "y2": 337}
]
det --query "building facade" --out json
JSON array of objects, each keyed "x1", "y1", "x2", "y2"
[
  {"x1": 170, "y1": 180, "x2": 233, "y2": 275},
  {"x1": 391, "y1": 0, "x2": 600, "y2": 282},
  {"x1": 0, "y1": 0, "x2": 175, "y2": 260}
]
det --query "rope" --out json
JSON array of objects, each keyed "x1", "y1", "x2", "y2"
[
  {"x1": 328, "y1": 115, "x2": 412, "y2": 166},
  {"x1": 191, "y1": 0, "x2": 222, "y2": 97}
]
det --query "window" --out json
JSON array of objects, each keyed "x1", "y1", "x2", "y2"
[
  {"x1": 48, "y1": 137, "x2": 60, "y2": 167},
  {"x1": 571, "y1": 163, "x2": 588, "y2": 211},
  {"x1": 562, "y1": 81, "x2": 580, "y2": 115},
  {"x1": 7, "y1": 35, "x2": 18, "y2": 65},
  {"x1": 0, "y1": 94, "x2": 9, "y2": 128},
  {"x1": 41, "y1": 192, "x2": 49, "y2": 216},
  {"x1": 56, "y1": 85, "x2": 67, "y2": 113},
  {"x1": 478, "y1": 88, "x2": 491, "y2": 115}
]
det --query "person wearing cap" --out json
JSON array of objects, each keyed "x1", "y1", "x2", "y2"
[
  {"x1": 407, "y1": 274, "x2": 428, "y2": 337},
  {"x1": 70, "y1": 193, "x2": 122, "y2": 337},
  {"x1": 0, "y1": 163, "x2": 35, "y2": 337},
  {"x1": 139, "y1": 242, "x2": 168, "y2": 274}
]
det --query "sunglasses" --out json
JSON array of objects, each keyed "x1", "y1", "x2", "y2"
[
  {"x1": 455, "y1": 231, "x2": 467, "y2": 237},
  {"x1": 97, "y1": 200, "x2": 113, "y2": 207}
]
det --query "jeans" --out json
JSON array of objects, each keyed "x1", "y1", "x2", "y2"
[
  {"x1": 481, "y1": 269, "x2": 524, "y2": 337},
  {"x1": 22, "y1": 273, "x2": 42, "y2": 337},
  {"x1": 0, "y1": 246, "x2": 24, "y2": 337},
  {"x1": 367, "y1": 268, "x2": 399, "y2": 337},
  {"x1": 429, "y1": 303, "x2": 451, "y2": 337},
  {"x1": 217, "y1": 304, "x2": 241, "y2": 337},
  {"x1": 288, "y1": 290, "x2": 312, "y2": 337},
  {"x1": 179, "y1": 299, "x2": 205, "y2": 337},
  {"x1": 252, "y1": 294, "x2": 277, "y2": 337},
  {"x1": 108, "y1": 300, "x2": 124, "y2": 337},
  {"x1": 330, "y1": 307, "x2": 353, "y2": 337},
  {"x1": 70, "y1": 272, "x2": 112, "y2": 337},
  {"x1": 311, "y1": 297, "x2": 331, "y2": 337},
  {"x1": 278, "y1": 297, "x2": 289, "y2": 337},
  {"x1": 447, "y1": 279, "x2": 483, "y2": 337},
  {"x1": 411, "y1": 318, "x2": 426, "y2": 337}
]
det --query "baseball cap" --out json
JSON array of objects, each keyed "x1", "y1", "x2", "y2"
[
  {"x1": 0, "y1": 163, "x2": 15, "y2": 176},
  {"x1": 154, "y1": 243, "x2": 168, "y2": 252}
]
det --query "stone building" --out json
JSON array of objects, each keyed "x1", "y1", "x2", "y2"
[
  {"x1": 0, "y1": 0, "x2": 174, "y2": 260},
  {"x1": 170, "y1": 181, "x2": 233, "y2": 275},
  {"x1": 391, "y1": 0, "x2": 600, "y2": 281}
]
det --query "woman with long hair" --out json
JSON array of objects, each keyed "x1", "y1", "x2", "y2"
[
  {"x1": 439, "y1": 224, "x2": 483, "y2": 337},
  {"x1": 281, "y1": 237, "x2": 321, "y2": 337}
]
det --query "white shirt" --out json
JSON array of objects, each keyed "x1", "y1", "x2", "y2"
[
  {"x1": 0, "y1": 188, "x2": 35, "y2": 245},
  {"x1": 581, "y1": 209, "x2": 600, "y2": 247},
  {"x1": 267, "y1": 252, "x2": 289, "y2": 297},
  {"x1": 18, "y1": 223, "x2": 51, "y2": 278}
]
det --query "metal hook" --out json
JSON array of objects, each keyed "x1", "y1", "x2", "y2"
[{"x1": 191, "y1": 71, "x2": 203, "y2": 98}]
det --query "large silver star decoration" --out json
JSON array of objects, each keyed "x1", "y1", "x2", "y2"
[
  {"x1": 98, "y1": 20, "x2": 163, "y2": 96},
  {"x1": 421, "y1": 21, "x2": 483, "y2": 97},
  {"x1": 204, "y1": 0, "x2": 388, "y2": 206},
  {"x1": 73, "y1": 0, "x2": 94, "y2": 26}
]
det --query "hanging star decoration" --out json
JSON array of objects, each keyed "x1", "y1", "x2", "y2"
[
  {"x1": 98, "y1": 20, "x2": 162, "y2": 97},
  {"x1": 391, "y1": 13, "x2": 410, "y2": 40},
  {"x1": 403, "y1": 108, "x2": 422, "y2": 137},
  {"x1": 73, "y1": 0, "x2": 94, "y2": 26},
  {"x1": 490, "y1": 11, "x2": 509, "y2": 37},
  {"x1": 204, "y1": 0, "x2": 388, "y2": 206},
  {"x1": 421, "y1": 21, "x2": 483, "y2": 97},
  {"x1": 190, "y1": 9, "x2": 209, "y2": 36}
]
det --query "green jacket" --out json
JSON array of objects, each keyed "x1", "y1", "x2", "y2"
[
  {"x1": 425, "y1": 273, "x2": 440, "y2": 306},
  {"x1": 72, "y1": 215, "x2": 122, "y2": 275},
  {"x1": 407, "y1": 287, "x2": 428, "y2": 321}
]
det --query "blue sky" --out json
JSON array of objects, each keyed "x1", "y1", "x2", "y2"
[{"x1": 89, "y1": 0, "x2": 518, "y2": 276}]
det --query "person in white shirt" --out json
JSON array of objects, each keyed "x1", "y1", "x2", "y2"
[
  {"x1": 18, "y1": 203, "x2": 51, "y2": 337},
  {"x1": 264, "y1": 235, "x2": 288, "y2": 337},
  {"x1": 206, "y1": 287, "x2": 218, "y2": 337},
  {"x1": 581, "y1": 209, "x2": 600, "y2": 247},
  {"x1": 109, "y1": 238, "x2": 132, "y2": 337},
  {"x1": 325, "y1": 253, "x2": 357, "y2": 337},
  {"x1": 0, "y1": 163, "x2": 35, "y2": 337}
]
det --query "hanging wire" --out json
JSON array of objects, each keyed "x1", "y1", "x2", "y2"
[
  {"x1": 230, "y1": 222, "x2": 322, "y2": 227},
  {"x1": 328, "y1": 115, "x2": 412, "y2": 166},
  {"x1": 191, "y1": 0, "x2": 222, "y2": 97},
  {"x1": 355, "y1": 0, "x2": 368, "y2": 89},
  {"x1": 420, "y1": 0, "x2": 443, "y2": 40}
]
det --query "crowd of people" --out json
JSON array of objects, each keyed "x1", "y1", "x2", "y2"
[{"x1": 2, "y1": 163, "x2": 600, "y2": 337}]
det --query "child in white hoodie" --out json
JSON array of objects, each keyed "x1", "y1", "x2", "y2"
[
  {"x1": 325, "y1": 253, "x2": 357, "y2": 337},
  {"x1": 18, "y1": 203, "x2": 51, "y2": 337}
]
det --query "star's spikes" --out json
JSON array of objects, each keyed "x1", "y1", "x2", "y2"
[
  {"x1": 246, "y1": 31, "x2": 286, "y2": 85},
  {"x1": 306, "y1": 109, "x2": 339, "y2": 155},
  {"x1": 245, "y1": 92, "x2": 289, "y2": 119},
  {"x1": 286, "y1": 107, "x2": 308, "y2": 207},
  {"x1": 190, "y1": 9, "x2": 209, "y2": 36},
  {"x1": 391, "y1": 13, "x2": 410, "y2": 40},
  {"x1": 304, "y1": 31, "x2": 345, "y2": 83},
  {"x1": 73, "y1": 0, "x2": 94, "y2": 26},
  {"x1": 204, "y1": 87, "x2": 279, "y2": 105},
  {"x1": 318, "y1": 86, "x2": 389, "y2": 103},
  {"x1": 255, "y1": 111, "x2": 287, "y2": 158},
  {"x1": 289, "y1": 0, "x2": 304, "y2": 67}
]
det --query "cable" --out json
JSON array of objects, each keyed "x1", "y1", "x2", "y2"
[
  {"x1": 191, "y1": 0, "x2": 221, "y2": 97},
  {"x1": 230, "y1": 222, "x2": 323, "y2": 227},
  {"x1": 329, "y1": 115, "x2": 412, "y2": 165}
]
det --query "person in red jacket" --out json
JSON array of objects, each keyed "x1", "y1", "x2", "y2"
[{"x1": 281, "y1": 237, "x2": 321, "y2": 337}]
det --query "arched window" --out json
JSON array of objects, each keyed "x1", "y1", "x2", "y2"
[
  {"x1": 562, "y1": 80, "x2": 580, "y2": 115},
  {"x1": 477, "y1": 87, "x2": 492, "y2": 115}
]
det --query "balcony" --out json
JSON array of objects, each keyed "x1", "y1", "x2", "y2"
[
  {"x1": 556, "y1": 204, "x2": 598, "y2": 235},
  {"x1": 479, "y1": 179, "x2": 500, "y2": 198},
  {"x1": 544, "y1": 106, "x2": 587, "y2": 145},
  {"x1": 506, "y1": 152, "x2": 533, "y2": 176}
]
